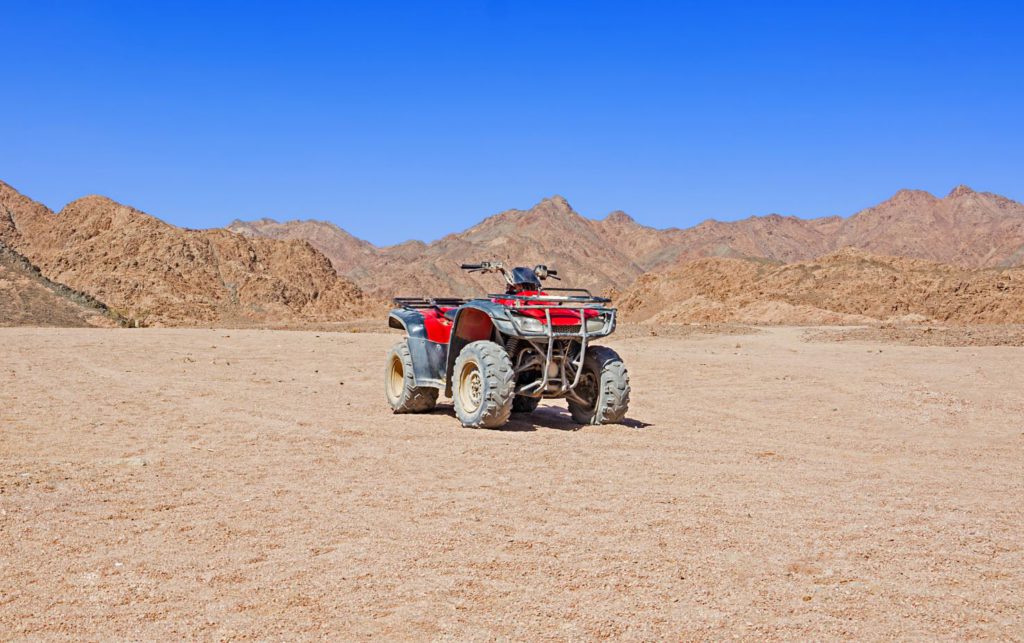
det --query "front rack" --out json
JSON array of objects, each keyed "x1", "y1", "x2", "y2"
[
  {"x1": 485, "y1": 292, "x2": 612, "y2": 307},
  {"x1": 478, "y1": 292, "x2": 617, "y2": 399}
]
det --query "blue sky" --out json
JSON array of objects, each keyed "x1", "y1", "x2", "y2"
[{"x1": 2, "y1": 0, "x2": 1022, "y2": 245}]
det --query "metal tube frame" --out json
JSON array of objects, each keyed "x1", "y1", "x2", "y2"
[{"x1": 502, "y1": 294, "x2": 616, "y2": 398}]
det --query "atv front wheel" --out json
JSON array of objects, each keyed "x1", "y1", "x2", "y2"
[
  {"x1": 385, "y1": 341, "x2": 439, "y2": 413},
  {"x1": 568, "y1": 346, "x2": 630, "y2": 425},
  {"x1": 453, "y1": 340, "x2": 515, "y2": 428}
]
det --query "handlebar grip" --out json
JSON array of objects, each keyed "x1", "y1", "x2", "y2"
[{"x1": 461, "y1": 263, "x2": 482, "y2": 270}]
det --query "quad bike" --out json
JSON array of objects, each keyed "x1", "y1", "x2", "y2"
[{"x1": 385, "y1": 261, "x2": 630, "y2": 428}]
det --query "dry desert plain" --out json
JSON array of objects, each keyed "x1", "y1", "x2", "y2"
[{"x1": 1, "y1": 325, "x2": 1023, "y2": 639}]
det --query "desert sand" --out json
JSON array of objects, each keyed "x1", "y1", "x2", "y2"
[{"x1": 1, "y1": 327, "x2": 1022, "y2": 639}]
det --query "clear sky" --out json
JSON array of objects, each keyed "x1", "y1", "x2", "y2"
[{"x1": 2, "y1": 0, "x2": 1022, "y2": 245}]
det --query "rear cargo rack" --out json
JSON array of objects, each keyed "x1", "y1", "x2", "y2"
[
  {"x1": 393, "y1": 297, "x2": 469, "y2": 309},
  {"x1": 541, "y1": 287, "x2": 602, "y2": 298}
]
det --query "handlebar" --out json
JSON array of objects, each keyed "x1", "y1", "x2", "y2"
[
  {"x1": 461, "y1": 260, "x2": 562, "y2": 283},
  {"x1": 461, "y1": 261, "x2": 504, "y2": 274}
]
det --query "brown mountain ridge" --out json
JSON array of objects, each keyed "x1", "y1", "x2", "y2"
[
  {"x1": 0, "y1": 241, "x2": 121, "y2": 328},
  {"x1": 230, "y1": 185, "x2": 1024, "y2": 299},
  {"x1": 617, "y1": 248, "x2": 1024, "y2": 326},
  {"x1": 4, "y1": 179, "x2": 1024, "y2": 327},
  {"x1": 0, "y1": 181, "x2": 374, "y2": 326}
]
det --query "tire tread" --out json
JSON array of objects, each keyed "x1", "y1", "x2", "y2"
[
  {"x1": 568, "y1": 345, "x2": 630, "y2": 425},
  {"x1": 453, "y1": 340, "x2": 515, "y2": 428},
  {"x1": 386, "y1": 341, "x2": 439, "y2": 413}
]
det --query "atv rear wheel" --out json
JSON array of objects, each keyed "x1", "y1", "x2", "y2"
[
  {"x1": 385, "y1": 341, "x2": 439, "y2": 413},
  {"x1": 567, "y1": 346, "x2": 630, "y2": 425},
  {"x1": 512, "y1": 395, "x2": 541, "y2": 413},
  {"x1": 453, "y1": 340, "x2": 514, "y2": 428}
]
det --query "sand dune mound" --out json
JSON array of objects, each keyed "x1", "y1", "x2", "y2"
[{"x1": 619, "y1": 248, "x2": 1024, "y2": 325}]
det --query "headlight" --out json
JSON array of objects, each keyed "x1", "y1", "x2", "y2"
[
  {"x1": 515, "y1": 315, "x2": 546, "y2": 333},
  {"x1": 585, "y1": 317, "x2": 607, "y2": 333}
]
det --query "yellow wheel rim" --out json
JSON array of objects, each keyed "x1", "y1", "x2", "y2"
[
  {"x1": 458, "y1": 361, "x2": 483, "y2": 413},
  {"x1": 387, "y1": 354, "x2": 405, "y2": 400}
]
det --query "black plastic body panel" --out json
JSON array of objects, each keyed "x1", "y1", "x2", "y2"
[
  {"x1": 443, "y1": 301, "x2": 515, "y2": 395},
  {"x1": 406, "y1": 337, "x2": 446, "y2": 389},
  {"x1": 389, "y1": 308, "x2": 445, "y2": 388},
  {"x1": 388, "y1": 308, "x2": 427, "y2": 338}
]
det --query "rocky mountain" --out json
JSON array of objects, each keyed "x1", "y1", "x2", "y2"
[
  {"x1": 0, "y1": 181, "x2": 374, "y2": 326},
  {"x1": 229, "y1": 186, "x2": 1024, "y2": 299},
  {"x1": 375, "y1": 196, "x2": 649, "y2": 298},
  {"x1": 230, "y1": 197, "x2": 651, "y2": 298},
  {"x1": 618, "y1": 248, "x2": 1024, "y2": 325},
  {"x1": 600, "y1": 186, "x2": 1023, "y2": 271},
  {"x1": 829, "y1": 186, "x2": 1024, "y2": 267},
  {"x1": 582, "y1": 185, "x2": 1024, "y2": 271},
  {"x1": 226, "y1": 217, "x2": 382, "y2": 280},
  {"x1": 0, "y1": 241, "x2": 120, "y2": 327},
  {"x1": 4, "y1": 177, "x2": 1024, "y2": 328}
]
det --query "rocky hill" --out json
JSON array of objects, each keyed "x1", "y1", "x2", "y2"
[
  {"x1": 375, "y1": 196, "x2": 649, "y2": 298},
  {"x1": 813, "y1": 186, "x2": 1024, "y2": 268},
  {"x1": 0, "y1": 241, "x2": 120, "y2": 327},
  {"x1": 0, "y1": 181, "x2": 374, "y2": 326},
  {"x1": 618, "y1": 248, "x2": 1024, "y2": 325},
  {"x1": 226, "y1": 217, "x2": 383, "y2": 280},
  {"x1": 4, "y1": 177, "x2": 1024, "y2": 327},
  {"x1": 230, "y1": 197, "x2": 651, "y2": 298},
  {"x1": 229, "y1": 186, "x2": 1024, "y2": 299}
]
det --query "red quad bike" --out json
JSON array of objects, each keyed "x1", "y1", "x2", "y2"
[{"x1": 385, "y1": 261, "x2": 630, "y2": 428}]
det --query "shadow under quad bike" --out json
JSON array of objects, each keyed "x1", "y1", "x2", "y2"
[{"x1": 385, "y1": 261, "x2": 630, "y2": 428}]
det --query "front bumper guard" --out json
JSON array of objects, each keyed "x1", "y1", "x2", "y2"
[{"x1": 491, "y1": 293, "x2": 617, "y2": 398}]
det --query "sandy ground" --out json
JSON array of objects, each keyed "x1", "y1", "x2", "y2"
[
  {"x1": 1, "y1": 327, "x2": 1022, "y2": 640},
  {"x1": 806, "y1": 324, "x2": 1024, "y2": 347}
]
